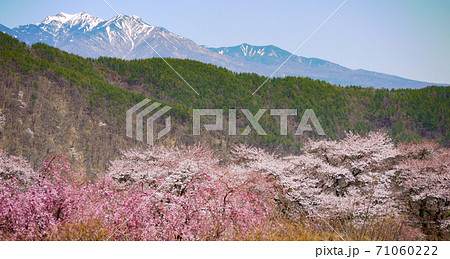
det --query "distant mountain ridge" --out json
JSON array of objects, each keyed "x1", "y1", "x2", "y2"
[
  {"x1": 208, "y1": 44, "x2": 335, "y2": 67},
  {"x1": 0, "y1": 12, "x2": 442, "y2": 89}
]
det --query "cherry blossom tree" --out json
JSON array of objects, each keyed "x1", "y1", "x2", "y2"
[
  {"x1": 0, "y1": 154, "x2": 79, "y2": 240},
  {"x1": 231, "y1": 131, "x2": 401, "y2": 220},
  {"x1": 0, "y1": 131, "x2": 447, "y2": 240},
  {"x1": 0, "y1": 147, "x2": 275, "y2": 240},
  {"x1": 105, "y1": 145, "x2": 275, "y2": 240},
  {"x1": 0, "y1": 150, "x2": 36, "y2": 188},
  {"x1": 396, "y1": 142, "x2": 450, "y2": 238}
]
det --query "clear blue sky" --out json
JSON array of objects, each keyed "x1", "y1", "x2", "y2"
[{"x1": 0, "y1": 0, "x2": 449, "y2": 84}]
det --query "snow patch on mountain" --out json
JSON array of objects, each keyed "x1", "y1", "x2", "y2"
[{"x1": 240, "y1": 44, "x2": 266, "y2": 57}]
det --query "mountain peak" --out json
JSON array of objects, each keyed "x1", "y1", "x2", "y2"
[
  {"x1": 37, "y1": 12, "x2": 103, "y2": 35},
  {"x1": 56, "y1": 12, "x2": 71, "y2": 17},
  {"x1": 208, "y1": 43, "x2": 293, "y2": 62},
  {"x1": 56, "y1": 11, "x2": 86, "y2": 17},
  {"x1": 101, "y1": 14, "x2": 153, "y2": 38},
  {"x1": 107, "y1": 14, "x2": 145, "y2": 23},
  {"x1": 42, "y1": 11, "x2": 94, "y2": 24}
]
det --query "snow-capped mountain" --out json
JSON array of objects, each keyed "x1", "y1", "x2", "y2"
[
  {"x1": 208, "y1": 43, "x2": 344, "y2": 68},
  {"x1": 209, "y1": 44, "x2": 294, "y2": 65},
  {"x1": 0, "y1": 12, "x2": 437, "y2": 89},
  {"x1": 5, "y1": 12, "x2": 231, "y2": 62},
  {"x1": 10, "y1": 12, "x2": 103, "y2": 47},
  {"x1": 39, "y1": 12, "x2": 103, "y2": 36},
  {"x1": 208, "y1": 43, "x2": 438, "y2": 89}
]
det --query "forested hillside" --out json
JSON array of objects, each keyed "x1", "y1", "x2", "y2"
[{"x1": 0, "y1": 32, "x2": 448, "y2": 173}]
